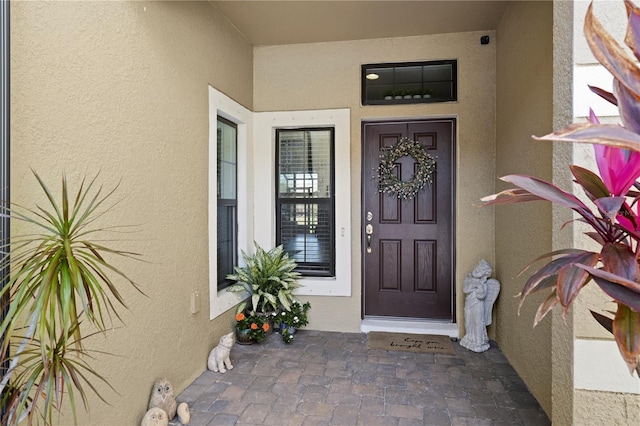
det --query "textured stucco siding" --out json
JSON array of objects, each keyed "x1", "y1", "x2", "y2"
[
  {"x1": 10, "y1": 1, "x2": 252, "y2": 423},
  {"x1": 254, "y1": 31, "x2": 497, "y2": 334},
  {"x1": 575, "y1": 389, "x2": 640, "y2": 425},
  {"x1": 494, "y1": 0, "x2": 554, "y2": 417}
]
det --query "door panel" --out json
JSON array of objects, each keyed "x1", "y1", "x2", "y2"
[{"x1": 362, "y1": 120, "x2": 455, "y2": 319}]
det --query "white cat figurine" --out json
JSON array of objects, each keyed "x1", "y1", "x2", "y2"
[{"x1": 208, "y1": 331, "x2": 234, "y2": 373}]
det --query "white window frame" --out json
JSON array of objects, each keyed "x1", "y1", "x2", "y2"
[
  {"x1": 208, "y1": 86, "x2": 253, "y2": 319},
  {"x1": 254, "y1": 109, "x2": 351, "y2": 296}
]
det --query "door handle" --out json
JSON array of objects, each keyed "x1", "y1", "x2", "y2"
[{"x1": 365, "y1": 224, "x2": 373, "y2": 253}]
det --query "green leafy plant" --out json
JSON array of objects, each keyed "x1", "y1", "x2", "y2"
[
  {"x1": 226, "y1": 243, "x2": 301, "y2": 314},
  {"x1": 482, "y1": 1, "x2": 640, "y2": 375},
  {"x1": 273, "y1": 300, "x2": 310, "y2": 344},
  {"x1": 273, "y1": 300, "x2": 310, "y2": 329},
  {"x1": 281, "y1": 328, "x2": 295, "y2": 344},
  {"x1": 0, "y1": 171, "x2": 142, "y2": 425}
]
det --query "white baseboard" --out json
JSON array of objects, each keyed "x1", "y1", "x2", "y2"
[{"x1": 361, "y1": 316, "x2": 459, "y2": 338}]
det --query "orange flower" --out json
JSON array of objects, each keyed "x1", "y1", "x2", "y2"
[
  {"x1": 262, "y1": 323, "x2": 270, "y2": 332},
  {"x1": 235, "y1": 312, "x2": 245, "y2": 321},
  {"x1": 251, "y1": 323, "x2": 258, "y2": 330}
]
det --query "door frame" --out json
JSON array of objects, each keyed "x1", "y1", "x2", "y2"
[{"x1": 360, "y1": 117, "x2": 457, "y2": 321}]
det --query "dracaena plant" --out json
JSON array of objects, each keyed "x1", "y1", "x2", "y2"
[
  {"x1": 0, "y1": 171, "x2": 142, "y2": 425},
  {"x1": 483, "y1": 0, "x2": 640, "y2": 376}
]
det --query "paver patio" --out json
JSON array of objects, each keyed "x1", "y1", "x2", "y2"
[{"x1": 171, "y1": 330, "x2": 550, "y2": 425}]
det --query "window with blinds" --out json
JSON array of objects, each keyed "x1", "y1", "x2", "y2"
[
  {"x1": 217, "y1": 117, "x2": 237, "y2": 290},
  {"x1": 276, "y1": 128, "x2": 335, "y2": 276}
]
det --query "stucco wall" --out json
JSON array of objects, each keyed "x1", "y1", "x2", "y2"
[
  {"x1": 575, "y1": 389, "x2": 640, "y2": 425},
  {"x1": 10, "y1": 1, "x2": 252, "y2": 424},
  {"x1": 253, "y1": 32, "x2": 497, "y2": 333},
  {"x1": 494, "y1": 0, "x2": 554, "y2": 417},
  {"x1": 551, "y1": 0, "x2": 576, "y2": 423}
]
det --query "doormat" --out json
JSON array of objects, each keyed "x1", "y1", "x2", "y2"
[{"x1": 366, "y1": 332, "x2": 455, "y2": 355}]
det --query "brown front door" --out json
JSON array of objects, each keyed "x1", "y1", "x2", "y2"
[{"x1": 362, "y1": 120, "x2": 455, "y2": 319}]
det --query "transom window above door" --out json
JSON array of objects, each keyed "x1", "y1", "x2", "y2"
[
  {"x1": 275, "y1": 128, "x2": 335, "y2": 277},
  {"x1": 362, "y1": 60, "x2": 457, "y2": 105}
]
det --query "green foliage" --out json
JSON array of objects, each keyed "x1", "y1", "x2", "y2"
[
  {"x1": 0, "y1": 171, "x2": 142, "y2": 425},
  {"x1": 226, "y1": 243, "x2": 301, "y2": 314},
  {"x1": 233, "y1": 311, "x2": 270, "y2": 342},
  {"x1": 273, "y1": 300, "x2": 311, "y2": 344},
  {"x1": 272, "y1": 300, "x2": 310, "y2": 328},
  {"x1": 281, "y1": 328, "x2": 295, "y2": 344}
]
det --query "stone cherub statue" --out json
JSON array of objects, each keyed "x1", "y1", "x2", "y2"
[{"x1": 460, "y1": 259, "x2": 500, "y2": 353}]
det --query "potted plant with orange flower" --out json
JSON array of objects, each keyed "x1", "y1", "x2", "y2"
[{"x1": 234, "y1": 310, "x2": 270, "y2": 344}]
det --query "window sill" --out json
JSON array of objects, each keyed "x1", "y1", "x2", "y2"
[
  {"x1": 296, "y1": 276, "x2": 351, "y2": 297},
  {"x1": 210, "y1": 287, "x2": 248, "y2": 320}
]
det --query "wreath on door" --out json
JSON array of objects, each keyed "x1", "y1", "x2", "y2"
[{"x1": 376, "y1": 137, "x2": 436, "y2": 200}]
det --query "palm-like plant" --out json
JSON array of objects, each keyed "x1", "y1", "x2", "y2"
[
  {"x1": 482, "y1": 1, "x2": 640, "y2": 375},
  {"x1": 0, "y1": 171, "x2": 142, "y2": 425},
  {"x1": 226, "y1": 243, "x2": 301, "y2": 313}
]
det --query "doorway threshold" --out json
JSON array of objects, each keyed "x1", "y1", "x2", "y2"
[{"x1": 361, "y1": 316, "x2": 458, "y2": 338}]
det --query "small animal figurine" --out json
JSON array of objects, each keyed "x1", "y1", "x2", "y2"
[
  {"x1": 208, "y1": 331, "x2": 234, "y2": 373},
  {"x1": 140, "y1": 407, "x2": 168, "y2": 426},
  {"x1": 148, "y1": 378, "x2": 190, "y2": 424}
]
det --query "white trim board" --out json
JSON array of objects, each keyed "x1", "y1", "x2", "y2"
[
  {"x1": 573, "y1": 64, "x2": 618, "y2": 119},
  {"x1": 208, "y1": 86, "x2": 254, "y2": 319},
  {"x1": 574, "y1": 338, "x2": 640, "y2": 394},
  {"x1": 253, "y1": 108, "x2": 352, "y2": 297},
  {"x1": 208, "y1": 95, "x2": 353, "y2": 316},
  {"x1": 361, "y1": 316, "x2": 459, "y2": 338}
]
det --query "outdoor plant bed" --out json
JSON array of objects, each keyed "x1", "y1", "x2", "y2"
[{"x1": 226, "y1": 243, "x2": 312, "y2": 345}]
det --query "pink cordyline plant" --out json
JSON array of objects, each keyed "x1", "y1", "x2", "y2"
[{"x1": 482, "y1": 0, "x2": 640, "y2": 375}]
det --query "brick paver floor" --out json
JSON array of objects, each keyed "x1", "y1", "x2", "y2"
[{"x1": 170, "y1": 330, "x2": 550, "y2": 425}]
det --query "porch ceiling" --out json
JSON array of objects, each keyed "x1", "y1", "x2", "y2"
[{"x1": 211, "y1": 1, "x2": 511, "y2": 46}]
